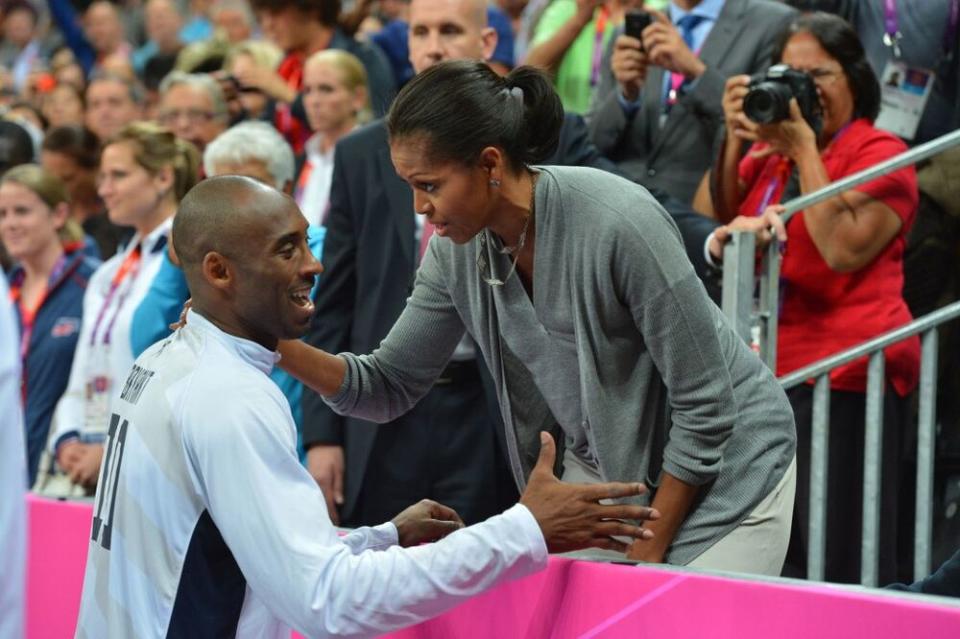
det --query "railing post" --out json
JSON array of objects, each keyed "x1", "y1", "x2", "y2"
[
  {"x1": 758, "y1": 239, "x2": 780, "y2": 372},
  {"x1": 808, "y1": 374, "x2": 831, "y2": 581},
  {"x1": 861, "y1": 352, "x2": 885, "y2": 587},
  {"x1": 721, "y1": 231, "x2": 755, "y2": 345},
  {"x1": 915, "y1": 329, "x2": 939, "y2": 581}
]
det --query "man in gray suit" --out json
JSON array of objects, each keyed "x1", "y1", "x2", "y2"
[{"x1": 587, "y1": 0, "x2": 796, "y2": 203}]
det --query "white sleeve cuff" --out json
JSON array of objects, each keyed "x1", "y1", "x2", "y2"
[
  {"x1": 340, "y1": 521, "x2": 399, "y2": 554},
  {"x1": 703, "y1": 231, "x2": 721, "y2": 269},
  {"x1": 504, "y1": 503, "x2": 549, "y2": 567}
]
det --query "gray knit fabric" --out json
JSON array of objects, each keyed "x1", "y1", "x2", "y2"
[
  {"x1": 326, "y1": 165, "x2": 796, "y2": 565},
  {"x1": 488, "y1": 241, "x2": 595, "y2": 467}
]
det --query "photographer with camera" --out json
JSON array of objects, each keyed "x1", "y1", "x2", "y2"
[{"x1": 701, "y1": 12, "x2": 919, "y2": 585}]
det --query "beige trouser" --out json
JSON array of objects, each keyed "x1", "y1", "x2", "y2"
[{"x1": 562, "y1": 450, "x2": 797, "y2": 577}]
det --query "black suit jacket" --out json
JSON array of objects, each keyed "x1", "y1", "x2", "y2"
[
  {"x1": 886, "y1": 549, "x2": 960, "y2": 598},
  {"x1": 301, "y1": 113, "x2": 720, "y2": 516}
]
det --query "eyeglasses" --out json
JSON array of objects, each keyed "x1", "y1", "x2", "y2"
[
  {"x1": 807, "y1": 67, "x2": 843, "y2": 87},
  {"x1": 157, "y1": 109, "x2": 217, "y2": 125}
]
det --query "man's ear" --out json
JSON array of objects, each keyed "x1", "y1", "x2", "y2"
[
  {"x1": 201, "y1": 251, "x2": 232, "y2": 292},
  {"x1": 480, "y1": 26, "x2": 497, "y2": 63}
]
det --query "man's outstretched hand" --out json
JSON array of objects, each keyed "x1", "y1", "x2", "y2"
[
  {"x1": 520, "y1": 432, "x2": 659, "y2": 554},
  {"x1": 392, "y1": 499, "x2": 465, "y2": 547}
]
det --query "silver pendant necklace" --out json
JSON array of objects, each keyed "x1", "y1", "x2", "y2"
[{"x1": 481, "y1": 173, "x2": 537, "y2": 287}]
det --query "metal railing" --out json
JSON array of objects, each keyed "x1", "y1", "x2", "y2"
[
  {"x1": 720, "y1": 128, "x2": 960, "y2": 587},
  {"x1": 780, "y1": 302, "x2": 960, "y2": 585}
]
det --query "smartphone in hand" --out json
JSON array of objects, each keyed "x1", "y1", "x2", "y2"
[{"x1": 624, "y1": 10, "x2": 652, "y2": 49}]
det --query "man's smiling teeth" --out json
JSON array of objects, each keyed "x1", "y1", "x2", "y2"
[{"x1": 290, "y1": 291, "x2": 311, "y2": 307}]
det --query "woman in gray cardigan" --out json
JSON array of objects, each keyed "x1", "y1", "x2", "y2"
[{"x1": 280, "y1": 60, "x2": 797, "y2": 574}]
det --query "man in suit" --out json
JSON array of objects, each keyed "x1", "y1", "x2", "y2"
[{"x1": 588, "y1": 0, "x2": 797, "y2": 203}]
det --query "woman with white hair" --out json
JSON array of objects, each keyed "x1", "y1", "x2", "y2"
[{"x1": 203, "y1": 121, "x2": 297, "y2": 192}]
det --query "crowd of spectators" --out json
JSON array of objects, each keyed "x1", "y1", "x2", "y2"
[{"x1": 1, "y1": 0, "x2": 959, "y2": 596}]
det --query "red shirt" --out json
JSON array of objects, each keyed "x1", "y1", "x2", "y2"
[
  {"x1": 738, "y1": 119, "x2": 920, "y2": 396},
  {"x1": 275, "y1": 52, "x2": 311, "y2": 153}
]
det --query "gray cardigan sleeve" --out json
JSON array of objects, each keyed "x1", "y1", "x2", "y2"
[
  {"x1": 613, "y1": 207, "x2": 738, "y2": 485},
  {"x1": 323, "y1": 240, "x2": 465, "y2": 423}
]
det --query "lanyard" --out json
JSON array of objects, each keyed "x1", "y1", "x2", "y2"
[
  {"x1": 590, "y1": 7, "x2": 610, "y2": 88},
  {"x1": 755, "y1": 158, "x2": 792, "y2": 216},
  {"x1": 88, "y1": 244, "x2": 142, "y2": 348},
  {"x1": 883, "y1": 0, "x2": 902, "y2": 59},
  {"x1": 295, "y1": 159, "x2": 313, "y2": 206},
  {"x1": 884, "y1": 0, "x2": 960, "y2": 59},
  {"x1": 9, "y1": 255, "x2": 68, "y2": 402},
  {"x1": 9, "y1": 254, "x2": 68, "y2": 357}
]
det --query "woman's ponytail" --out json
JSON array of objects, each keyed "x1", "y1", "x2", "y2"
[
  {"x1": 388, "y1": 60, "x2": 564, "y2": 172},
  {"x1": 503, "y1": 66, "x2": 563, "y2": 165}
]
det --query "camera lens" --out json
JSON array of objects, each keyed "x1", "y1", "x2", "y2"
[{"x1": 743, "y1": 81, "x2": 793, "y2": 124}]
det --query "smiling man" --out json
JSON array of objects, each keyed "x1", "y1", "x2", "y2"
[{"x1": 74, "y1": 175, "x2": 657, "y2": 638}]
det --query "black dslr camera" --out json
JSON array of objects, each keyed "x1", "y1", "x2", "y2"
[{"x1": 743, "y1": 64, "x2": 822, "y2": 133}]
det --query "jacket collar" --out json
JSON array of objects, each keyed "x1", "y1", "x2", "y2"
[{"x1": 185, "y1": 309, "x2": 280, "y2": 375}]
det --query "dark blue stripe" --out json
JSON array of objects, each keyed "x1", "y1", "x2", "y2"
[{"x1": 167, "y1": 510, "x2": 246, "y2": 638}]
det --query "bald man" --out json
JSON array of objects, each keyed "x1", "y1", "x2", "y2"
[{"x1": 75, "y1": 176, "x2": 656, "y2": 638}]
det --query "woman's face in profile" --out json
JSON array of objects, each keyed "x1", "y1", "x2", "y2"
[
  {"x1": 390, "y1": 137, "x2": 495, "y2": 245},
  {"x1": 781, "y1": 31, "x2": 855, "y2": 139},
  {"x1": 97, "y1": 141, "x2": 166, "y2": 228}
]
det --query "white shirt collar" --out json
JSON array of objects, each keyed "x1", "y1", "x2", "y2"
[
  {"x1": 185, "y1": 308, "x2": 280, "y2": 375},
  {"x1": 305, "y1": 126, "x2": 358, "y2": 160},
  {"x1": 125, "y1": 215, "x2": 174, "y2": 256}
]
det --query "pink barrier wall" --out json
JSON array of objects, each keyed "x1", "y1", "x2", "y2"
[{"x1": 28, "y1": 495, "x2": 960, "y2": 639}]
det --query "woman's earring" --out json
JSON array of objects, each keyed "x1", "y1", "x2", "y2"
[{"x1": 489, "y1": 179, "x2": 501, "y2": 187}]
